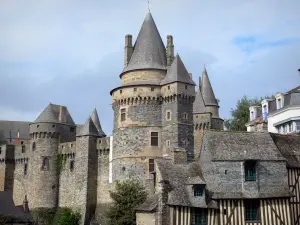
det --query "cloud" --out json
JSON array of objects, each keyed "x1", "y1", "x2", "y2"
[{"x1": 0, "y1": 0, "x2": 300, "y2": 133}]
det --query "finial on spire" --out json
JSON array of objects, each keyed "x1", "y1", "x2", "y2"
[{"x1": 148, "y1": 0, "x2": 150, "y2": 12}]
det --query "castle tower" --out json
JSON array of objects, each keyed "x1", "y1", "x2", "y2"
[
  {"x1": 160, "y1": 54, "x2": 195, "y2": 160},
  {"x1": 27, "y1": 103, "x2": 76, "y2": 209},
  {"x1": 75, "y1": 116, "x2": 102, "y2": 224},
  {"x1": 110, "y1": 11, "x2": 167, "y2": 183}
]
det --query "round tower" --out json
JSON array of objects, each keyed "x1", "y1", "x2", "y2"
[
  {"x1": 27, "y1": 104, "x2": 76, "y2": 209},
  {"x1": 110, "y1": 11, "x2": 167, "y2": 184}
]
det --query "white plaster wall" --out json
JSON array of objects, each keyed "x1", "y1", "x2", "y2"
[{"x1": 268, "y1": 107, "x2": 300, "y2": 133}]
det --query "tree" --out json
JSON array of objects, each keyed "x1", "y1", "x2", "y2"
[
  {"x1": 107, "y1": 179, "x2": 147, "y2": 225},
  {"x1": 225, "y1": 95, "x2": 274, "y2": 131},
  {"x1": 53, "y1": 208, "x2": 81, "y2": 225}
]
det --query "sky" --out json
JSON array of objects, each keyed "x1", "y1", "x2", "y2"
[{"x1": 0, "y1": 0, "x2": 300, "y2": 135}]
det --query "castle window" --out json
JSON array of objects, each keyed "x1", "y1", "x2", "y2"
[
  {"x1": 207, "y1": 122, "x2": 209, "y2": 128},
  {"x1": 183, "y1": 112, "x2": 188, "y2": 120},
  {"x1": 149, "y1": 159, "x2": 155, "y2": 173},
  {"x1": 245, "y1": 200, "x2": 260, "y2": 222},
  {"x1": 52, "y1": 124, "x2": 55, "y2": 128},
  {"x1": 199, "y1": 124, "x2": 202, "y2": 130},
  {"x1": 151, "y1": 87, "x2": 155, "y2": 91},
  {"x1": 183, "y1": 139, "x2": 188, "y2": 147},
  {"x1": 245, "y1": 161, "x2": 256, "y2": 181},
  {"x1": 99, "y1": 140, "x2": 102, "y2": 144},
  {"x1": 42, "y1": 157, "x2": 50, "y2": 171},
  {"x1": 22, "y1": 145, "x2": 26, "y2": 153},
  {"x1": 24, "y1": 164, "x2": 28, "y2": 175},
  {"x1": 194, "y1": 185, "x2": 204, "y2": 197},
  {"x1": 151, "y1": 132, "x2": 158, "y2": 146},
  {"x1": 134, "y1": 88, "x2": 137, "y2": 91},
  {"x1": 195, "y1": 124, "x2": 198, "y2": 130},
  {"x1": 168, "y1": 85, "x2": 170, "y2": 90},
  {"x1": 70, "y1": 160, "x2": 74, "y2": 172},
  {"x1": 166, "y1": 110, "x2": 171, "y2": 121},
  {"x1": 21, "y1": 141, "x2": 24, "y2": 145},
  {"x1": 0, "y1": 147, "x2": 2, "y2": 154},
  {"x1": 32, "y1": 142, "x2": 36, "y2": 151},
  {"x1": 185, "y1": 85, "x2": 187, "y2": 90},
  {"x1": 37, "y1": 125, "x2": 39, "y2": 128},
  {"x1": 120, "y1": 108, "x2": 126, "y2": 122},
  {"x1": 166, "y1": 140, "x2": 170, "y2": 147},
  {"x1": 203, "y1": 123, "x2": 206, "y2": 129},
  {"x1": 70, "y1": 127, "x2": 75, "y2": 132},
  {"x1": 120, "y1": 89, "x2": 122, "y2": 94}
]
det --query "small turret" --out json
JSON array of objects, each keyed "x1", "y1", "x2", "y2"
[
  {"x1": 166, "y1": 35, "x2": 174, "y2": 66},
  {"x1": 91, "y1": 108, "x2": 106, "y2": 137},
  {"x1": 124, "y1": 34, "x2": 133, "y2": 68}
]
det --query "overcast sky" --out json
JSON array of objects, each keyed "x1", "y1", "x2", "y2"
[{"x1": 1, "y1": 0, "x2": 299, "y2": 135}]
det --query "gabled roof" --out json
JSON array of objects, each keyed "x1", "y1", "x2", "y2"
[
  {"x1": 76, "y1": 117, "x2": 101, "y2": 137},
  {"x1": 91, "y1": 108, "x2": 106, "y2": 137},
  {"x1": 160, "y1": 54, "x2": 195, "y2": 85},
  {"x1": 201, "y1": 68, "x2": 218, "y2": 106},
  {"x1": 201, "y1": 131, "x2": 285, "y2": 161},
  {"x1": 34, "y1": 103, "x2": 75, "y2": 126},
  {"x1": 123, "y1": 11, "x2": 167, "y2": 73}
]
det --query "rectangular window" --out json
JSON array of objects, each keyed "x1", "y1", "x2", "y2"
[
  {"x1": 42, "y1": 157, "x2": 50, "y2": 171},
  {"x1": 277, "y1": 98, "x2": 282, "y2": 109},
  {"x1": 184, "y1": 113, "x2": 188, "y2": 120},
  {"x1": 134, "y1": 88, "x2": 137, "y2": 91},
  {"x1": 151, "y1": 87, "x2": 155, "y2": 91},
  {"x1": 121, "y1": 108, "x2": 126, "y2": 122},
  {"x1": 168, "y1": 86, "x2": 170, "y2": 90},
  {"x1": 296, "y1": 121, "x2": 300, "y2": 131},
  {"x1": 245, "y1": 161, "x2": 256, "y2": 181},
  {"x1": 120, "y1": 89, "x2": 122, "y2": 94},
  {"x1": 192, "y1": 208, "x2": 207, "y2": 225},
  {"x1": 194, "y1": 186, "x2": 203, "y2": 197},
  {"x1": 70, "y1": 160, "x2": 74, "y2": 172},
  {"x1": 166, "y1": 140, "x2": 170, "y2": 147},
  {"x1": 149, "y1": 159, "x2": 155, "y2": 173},
  {"x1": 21, "y1": 145, "x2": 26, "y2": 153},
  {"x1": 167, "y1": 111, "x2": 171, "y2": 120},
  {"x1": 185, "y1": 85, "x2": 187, "y2": 90},
  {"x1": 245, "y1": 200, "x2": 260, "y2": 222},
  {"x1": 151, "y1": 132, "x2": 158, "y2": 146}
]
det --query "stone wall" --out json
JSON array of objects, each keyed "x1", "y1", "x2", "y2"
[{"x1": 136, "y1": 212, "x2": 157, "y2": 225}]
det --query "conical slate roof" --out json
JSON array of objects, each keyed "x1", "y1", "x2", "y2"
[
  {"x1": 34, "y1": 103, "x2": 75, "y2": 125},
  {"x1": 161, "y1": 54, "x2": 195, "y2": 85},
  {"x1": 76, "y1": 117, "x2": 101, "y2": 137},
  {"x1": 193, "y1": 90, "x2": 207, "y2": 113},
  {"x1": 123, "y1": 11, "x2": 167, "y2": 73},
  {"x1": 91, "y1": 108, "x2": 106, "y2": 137},
  {"x1": 201, "y1": 68, "x2": 218, "y2": 106}
]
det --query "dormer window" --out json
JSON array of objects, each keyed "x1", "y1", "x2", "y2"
[
  {"x1": 263, "y1": 105, "x2": 268, "y2": 120},
  {"x1": 194, "y1": 185, "x2": 204, "y2": 197},
  {"x1": 245, "y1": 161, "x2": 256, "y2": 181},
  {"x1": 277, "y1": 98, "x2": 282, "y2": 109}
]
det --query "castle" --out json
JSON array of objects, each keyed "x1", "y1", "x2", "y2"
[{"x1": 1, "y1": 10, "x2": 300, "y2": 225}]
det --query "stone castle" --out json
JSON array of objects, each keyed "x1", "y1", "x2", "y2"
[{"x1": 1, "y1": 10, "x2": 300, "y2": 225}]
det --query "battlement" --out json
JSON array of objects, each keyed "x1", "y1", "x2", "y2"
[{"x1": 30, "y1": 132, "x2": 59, "y2": 139}]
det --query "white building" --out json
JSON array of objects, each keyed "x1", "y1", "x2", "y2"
[{"x1": 246, "y1": 86, "x2": 300, "y2": 134}]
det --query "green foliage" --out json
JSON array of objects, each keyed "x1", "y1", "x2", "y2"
[
  {"x1": 225, "y1": 95, "x2": 274, "y2": 131},
  {"x1": 53, "y1": 208, "x2": 81, "y2": 225},
  {"x1": 57, "y1": 151, "x2": 67, "y2": 173},
  {"x1": 107, "y1": 179, "x2": 147, "y2": 225},
  {"x1": 31, "y1": 207, "x2": 80, "y2": 225}
]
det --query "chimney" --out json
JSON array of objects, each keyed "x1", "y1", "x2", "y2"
[
  {"x1": 124, "y1": 34, "x2": 133, "y2": 68},
  {"x1": 166, "y1": 35, "x2": 174, "y2": 66},
  {"x1": 59, "y1": 106, "x2": 67, "y2": 123},
  {"x1": 23, "y1": 195, "x2": 29, "y2": 213}
]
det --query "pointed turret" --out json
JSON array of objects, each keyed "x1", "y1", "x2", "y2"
[
  {"x1": 193, "y1": 78, "x2": 207, "y2": 113},
  {"x1": 34, "y1": 103, "x2": 57, "y2": 123},
  {"x1": 76, "y1": 117, "x2": 100, "y2": 137},
  {"x1": 160, "y1": 54, "x2": 195, "y2": 85},
  {"x1": 91, "y1": 108, "x2": 106, "y2": 137},
  {"x1": 201, "y1": 67, "x2": 218, "y2": 106},
  {"x1": 123, "y1": 11, "x2": 167, "y2": 73}
]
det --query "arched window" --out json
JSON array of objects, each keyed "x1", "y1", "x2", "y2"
[
  {"x1": 195, "y1": 124, "x2": 198, "y2": 130},
  {"x1": 70, "y1": 160, "x2": 74, "y2": 172},
  {"x1": 32, "y1": 142, "x2": 36, "y2": 151},
  {"x1": 199, "y1": 124, "x2": 202, "y2": 130},
  {"x1": 42, "y1": 157, "x2": 49, "y2": 171}
]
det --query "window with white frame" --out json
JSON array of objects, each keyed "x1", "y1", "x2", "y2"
[{"x1": 277, "y1": 98, "x2": 282, "y2": 109}]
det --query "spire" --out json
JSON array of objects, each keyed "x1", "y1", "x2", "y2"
[
  {"x1": 123, "y1": 11, "x2": 167, "y2": 73},
  {"x1": 201, "y1": 67, "x2": 218, "y2": 106},
  {"x1": 160, "y1": 54, "x2": 195, "y2": 85},
  {"x1": 76, "y1": 117, "x2": 101, "y2": 137},
  {"x1": 91, "y1": 108, "x2": 106, "y2": 137},
  {"x1": 193, "y1": 91, "x2": 207, "y2": 113}
]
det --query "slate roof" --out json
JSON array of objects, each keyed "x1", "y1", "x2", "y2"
[
  {"x1": 201, "y1": 68, "x2": 218, "y2": 106},
  {"x1": 212, "y1": 191, "x2": 292, "y2": 199},
  {"x1": 34, "y1": 103, "x2": 75, "y2": 126},
  {"x1": 136, "y1": 194, "x2": 159, "y2": 212},
  {"x1": 270, "y1": 133, "x2": 300, "y2": 168},
  {"x1": 193, "y1": 90, "x2": 207, "y2": 114},
  {"x1": 156, "y1": 159, "x2": 218, "y2": 208},
  {"x1": 0, "y1": 120, "x2": 31, "y2": 142},
  {"x1": 0, "y1": 190, "x2": 32, "y2": 221},
  {"x1": 201, "y1": 131, "x2": 285, "y2": 161},
  {"x1": 76, "y1": 117, "x2": 102, "y2": 137},
  {"x1": 91, "y1": 108, "x2": 106, "y2": 137},
  {"x1": 123, "y1": 11, "x2": 167, "y2": 73},
  {"x1": 160, "y1": 54, "x2": 195, "y2": 85}
]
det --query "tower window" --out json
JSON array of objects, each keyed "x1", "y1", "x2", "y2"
[
  {"x1": 149, "y1": 159, "x2": 155, "y2": 173},
  {"x1": 168, "y1": 86, "x2": 170, "y2": 90},
  {"x1": 42, "y1": 157, "x2": 50, "y2": 171},
  {"x1": 166, "y1": 110, "x2": 171, "y2": 120},
  {"x1": 120, "y1": 108, "x2": 126, "y2": 122},
  {"x1": 151, "y1": 87, "x2": 155, "y2": 91},
  {"x1": 70, "y1": 160, "x2": 74, "y2": 172},
  {"x1": 245, "y1": 161, "x2": 256, "y2": 181},
  {"x1": 32, "y1": 142, "x2": 36, "y2": 151},
  {"x1": 22, "y1": 145, "x2": 26, "y2": 153},
  {"x1": 245, "y1": 200, "x2": 260, "y2": 222},
  {"x1": 24, "y1": 164, "x2": 28, "y2": 175},
  {"x1": 183, "y1": 112, "x2": 188, "y2": 120},
  {"x1": 166, "y1": 140, "x2": 170, "y2": 147},
  {"x1": 0, "y1": 147, "x2": 2, "y2": 154},
  {"x1": 185, "y1": 85, "x2": 187, "y2": 90},
  {"x1": 120, "y1": 89, "x2": 122, "y2": 94},
  {"x1": 134, "y1": 88, "x2": 137, "y2": 91},
  {"x1": 70, "y1": 127, "x2": 75, "y2": 132},
  {"x1": 150, "y1": 132, "x2": 158, "y2": 146}
]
